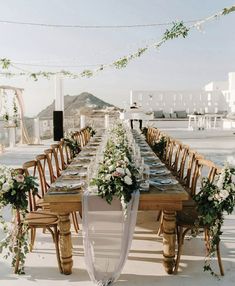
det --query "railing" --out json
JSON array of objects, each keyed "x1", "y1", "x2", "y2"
[{"x1": 0, "y1": 113, "x2": 119, "y2": 147}]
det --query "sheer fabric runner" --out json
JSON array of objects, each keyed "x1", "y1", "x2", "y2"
[{"x1": 82, "y1": 191, "x2": 139, "y2": 286}]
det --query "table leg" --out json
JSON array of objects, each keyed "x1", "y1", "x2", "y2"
[
  {"x1": 58, "y1": 213, "x2": 73, "y2": 274},
  {"x1": 162, "y1": 210, "x2": 176, "y2": 274}
]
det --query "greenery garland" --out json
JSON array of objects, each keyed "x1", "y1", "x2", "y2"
[
  {"x1": 0, "y1": 166, "x2": 38, "y2": 274},
  {"x1": 0, "y1": 5, "x2": 234, "y2": 81},
  {"x1": 194, "y1": 166, "x2": 235, "y2": 276}
]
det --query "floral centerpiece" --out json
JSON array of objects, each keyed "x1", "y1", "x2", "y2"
[
  {"x1": 0, "y1": 165, "x2": 38, "y2": 274},
  {"x1": 91, "y1": 123, "x2": 138, "y2": 208},
  {"x1": 194, "y1": 166, "x2": 235, "y2": 276}
]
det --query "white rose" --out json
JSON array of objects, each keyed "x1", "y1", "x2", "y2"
[
  {"x1": 124, "y1": 175, "x2": 132, "y2": 185},
  {"x1": 15, "y1": 174, "x2": 25, "y2": 183},
  {"x1": 219, "y1": 189, "x2": 229, "y2": 200},
  {"x1": 105, "y1": 174, "x2": 111, "y2": 181},
  {"x1": 2, "y1": 182, "x2": 10, "y2": 192},
  {"x1": 208, "y1": 196, "x2": 214, "y2": 201},
  {"x1": 214, "y1": 194, "x2": 221, "y2": 201},
  {"x1": 108, "y1": 165, "x2": 115, "y2": 172},
  {"x1": 116, "y1": 167, "x2": 125, "y2": 176}
]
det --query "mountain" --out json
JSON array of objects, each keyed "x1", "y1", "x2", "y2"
[{"x1": 37, "y1": 92, "x2": 116, "y2": 118}]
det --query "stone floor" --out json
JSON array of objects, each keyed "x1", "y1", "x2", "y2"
[{"x1": 0, "y1": 123, "x2": 235, "y2": 285}]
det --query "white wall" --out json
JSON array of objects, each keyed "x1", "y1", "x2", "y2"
[
  {"x1": 131, "y1": 72, "x2": 235, "y2": 114},
  {"x1": 130, "y1": 90, "x2": 227, "y2": 114}
]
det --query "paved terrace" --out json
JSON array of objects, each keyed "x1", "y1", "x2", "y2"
[{"x1": 0, "y1": 122, "x2": 235, "y2": 286}]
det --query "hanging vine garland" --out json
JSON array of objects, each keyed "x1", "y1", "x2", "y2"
[{"x1": 0, "y1": 5, "x2": 235, "y2": 81}]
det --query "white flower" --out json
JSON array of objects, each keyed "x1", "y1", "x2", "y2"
[
  {"x1": 105, "y1": 174, "x2": 111, "y2": 181},
  {"x1": 208, "y1": 196, "x2": 214, "y2": 201},
  {"x1": 124, "y1": 175, "x2": 132, "y2": 185},
  {"x1": 15, "y1": 174, "x2": 24, "y2": 183},
  {"x1": 116, "y1": 167, "x2": 125, "y2": 176},
  {"x1": 2, "y1": 182, "x2": 10, "y2": 192},
  {"x1": 219, "y1": 189, "x2": 230, "y2": 200},
  {"x1": 108, "y1": 165, "x2": 115, "y2": 172},
  {"x1": 214, "y1": 194, "x2": 221, "y2": 202}
]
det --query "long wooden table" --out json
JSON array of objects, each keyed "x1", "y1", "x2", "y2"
[{"x1": 44, "y1": 181, "x2": 188, "y2": 275}]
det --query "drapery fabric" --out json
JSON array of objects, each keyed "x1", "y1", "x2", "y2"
[{"x1": 82, "y1": 191, "x2": 139, "y2": 286}]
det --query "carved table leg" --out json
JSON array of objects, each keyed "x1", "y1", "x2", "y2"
[
  {"x1": 58, "y1": 213, "x2": 73, "y2": 274},
  {"x1": 162, "y1": 210, "x2": 176, "y2": 274}
]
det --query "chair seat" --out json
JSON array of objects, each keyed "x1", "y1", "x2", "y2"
[
  {"x1": 36, "y1": 198, "x2": 51, "y2": 209},
  {"x1": 26, "y1": 211, "x2": 59, "y2": 225}
]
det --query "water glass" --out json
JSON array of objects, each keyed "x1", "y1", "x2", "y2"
[{"x1": 139, "y1": 164, "x2": 150, "y2": 192}]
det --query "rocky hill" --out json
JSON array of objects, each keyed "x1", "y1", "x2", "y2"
[{"x1": 37, "y1": 92, "x2": 116, "y2": 118}]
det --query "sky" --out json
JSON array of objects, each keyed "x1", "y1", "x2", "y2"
[{"x1": 0, "y1": 0, "x2": 235, "y2": 116}]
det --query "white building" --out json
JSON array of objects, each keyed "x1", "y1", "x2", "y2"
[{"x1": 130, "y1": 72, "x2": 235, "y2": 114}]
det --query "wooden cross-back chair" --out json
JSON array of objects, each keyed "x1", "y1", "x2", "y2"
[
  {"x1": 50, "y1": 143, "x2": 66, "y2": 177},
  {"x1": 174, "y1": 158, "x2": 224, "y2": 275},
  {"x1": 21, "y1": 164, "x2": 62, "y2": 273},
  {"x1": 44, "y1": 147, "x2": 80, "y2": 233},
  {"x1": 60, "y1": 139, "x2": 73, "y2": 165},
  {"x1": 157, "y1": 148, "x2": 204, "y2": 236}
]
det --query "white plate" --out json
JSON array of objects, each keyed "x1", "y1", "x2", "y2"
[
  {"x1": 150, "y1": 179, "x2": 178, "y2": 185},
  {"x1": 51, "y1": 182, "x2": 82, "y2": 190},
  {"x1": 151, "y1": 169, "x2": 170, "y2": 175}
]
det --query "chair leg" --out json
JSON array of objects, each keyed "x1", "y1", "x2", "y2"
[
  {"x1": 30, "y1": 227, "x2": 36, "y2": 251},
  {"x1": 53, "y1": 226, "x2": 63, "y2": 273},
  {"x1": 216, "y1": 243, "x2": 224, "y2": 276},
  {"x1": 157, "y1": 212, "x2": 163, "y2": 236},
  {"x1": 71, "y1": 212, "x2": 80, "y2": 233},
  {"x1": 205, "y1": 229, "x2": 224, "y2": 276},
  {"x1": 156, "y1": 210, "x2": 162, "y2": 221},
  {"x1": 174, "y1": 226, "x2": 185, "y2": 274}
]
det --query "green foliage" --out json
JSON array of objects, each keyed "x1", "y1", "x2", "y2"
[
  {"x1": 141, "y1": 127, "x2": 148, "y2": 138},
  {"x1": 64, "y1": 133, "x2": 81, "y2": 158},
  {"x1": 194, "y1": 167, "x2": 235, "y2": 276},
  {"x1": 222, "y1": 6, "x2": 235, "y2": 15},
  {"x1": 151, "y1": 137, "x2": 167, "y2": 159},
  {"x1": 80, "y1": 69, "x2": 93, "y2": 77},
  {"x1": 113, "y1": 57, "x2": 129, "y2": 69},
  {"x1": 91, "y1": 123, "x2": 138, "y2": 206},
  {"x1": 0, "y1": 4, "x2": 234, "y2": 80},
  {"x1": 0, "y1": 58, "x2": 11, "y2": 69},
  {"x1": 0, "y1": 167, "x2": 38, "y2": 274},
  {"x1": 163, "y1": 21, "x2": 189, "y2": 41},
  {"x1": 87, "y1": 126, "x2": 96, "y2": 137}
]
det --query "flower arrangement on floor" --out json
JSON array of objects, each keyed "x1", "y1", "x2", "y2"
[
  {"x1": 194, "y1": 166, "x2": 235, "y2": 276},
  {"x1": 64, "y1": 132, "x2": 81, "y2": 158},
  {"x1": 91, "y1": 123, "x2": 138, "y2": 207},
  {"x1": 0, "y1": 165, "x2": 38, "y2": 274}
]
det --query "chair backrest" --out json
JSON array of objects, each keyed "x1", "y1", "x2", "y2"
[
  {"x1": 177, "y1": 144, "x2": 190, "y2": 180},
  {"x1": 35, "y1": 154, "x2": 53, "y2": 192},
  {"x1": 183, "y1": 149, "x2": 204, "y2": 189},
  {"x1": 44, "y1": 149, "x2": 58, "y2": 183},
  {"x1": 190, "y1": 158, "x2": 219, "y2": 197},
  {"x1": 170, "y1": 140, "x2": 182, "y2": 172},
  {"x1": 60, "y1": 139, "x2": 73, "y2": 165},
  {"x1": 50, "y1": 143, "x2": 66, "y2": 176},
  {"x1": 22, "y1": 160, "x2": 45, "y2": 211}
]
